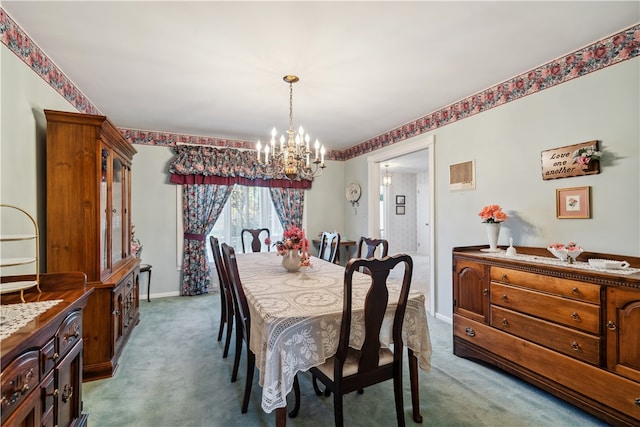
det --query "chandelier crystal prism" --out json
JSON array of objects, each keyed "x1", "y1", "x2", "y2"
[{"x1": 255, "y1": 75, "x2": 326, "y2": 180}]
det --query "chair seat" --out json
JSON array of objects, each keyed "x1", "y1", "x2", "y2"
[{"x1": 314, "y1": 347, "x2": 394, "y2": 379}]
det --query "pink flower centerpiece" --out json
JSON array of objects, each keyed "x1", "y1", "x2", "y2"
[
  {"x1": 266, "y1": 225, "x2": 311, "y2": 268},
  {"x1": 478, "y1": 205, "x2": 508, "y2": 223}
]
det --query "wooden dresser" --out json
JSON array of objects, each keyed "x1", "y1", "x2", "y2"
[
  {"x1": 453, "y1": 246, "x2": 640, "y2": 426},
  {"x1": 45, "y1": 110, "x2": 140, "y2": 381},
  {"x1": 1, "y1": 272, "x2": 93, "y2": 427}
]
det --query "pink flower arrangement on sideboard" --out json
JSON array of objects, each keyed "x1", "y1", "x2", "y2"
[{"x1": 478, "y1": 204, "x2": 508, "y2": 223}]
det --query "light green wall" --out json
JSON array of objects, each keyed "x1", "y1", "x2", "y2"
[
  {"x1": 342, "y1": 58, "x2": 640, "y2": 320},
  {"x1": 1, "y1": 46, "x2": 78, "y2": 268},
  {"x1": 2, "y1": 41, "x2": 638, "y2": 317}
]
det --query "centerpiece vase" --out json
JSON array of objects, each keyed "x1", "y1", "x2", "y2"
[
  {"x1": 282, "y1": 250, "x2": 301, "y2": 272},
  {"x1": 486, "y1": 222, "x2": 501, "y2": 252}
]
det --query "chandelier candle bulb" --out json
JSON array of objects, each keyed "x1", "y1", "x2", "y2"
[
  {"x1": 256, "y1": 141, "x2": 262, "y2": 162},
  {"x1": 315, "y1": 140, "x2": 319, "y2": 160},
  {"x1": 265, "y1": 145, "x2": 270, "y2": 163},
  {"x1": 321, "y1": 146, "x2": 326, "y2": 165}
]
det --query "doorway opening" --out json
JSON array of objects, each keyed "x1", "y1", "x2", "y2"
[{"x1": 367, "y1": 135, "x2": 435, "y2": 315}]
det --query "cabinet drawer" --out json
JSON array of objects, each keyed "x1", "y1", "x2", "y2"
[
  {"x1": 1, "y1": 350, "x2": 39, "y2": 423},
  {"x1": 56, "y1": 310, "x2": 82, "y2": 360},
  {"x1": 454, "y1": 314, "x2": 640, "y2": 422},
  {"x1": 491, "y1": 305, "x2": 600, "y2": 365},
  {"x1": 491, "y1": 267, "x2": 601, "y2": 304},
  {"x1": 491, "y1": 282, "x2": 600, "y2": 334},
  {"x1": 40, "y1": 338, "x2": 56, "y2": 378}
]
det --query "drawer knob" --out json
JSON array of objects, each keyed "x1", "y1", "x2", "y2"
[
  {"x1": 502, "y1": 318, "x2": 508, "y2": 327},
  {"x1": 606, "y1": 321, "x2": 617, "y2": 331},
  {"x1": 571, "y1": 341, "x2": 581, "y2": 351},
  {"x1": 501, "y1": 294, "x2": 508, "y2": 302},
  {"x1": 465, "y1": 327, "x2": 476, "y2": 337},
  {"x1": 635, "y1": 398, "x2": 640, "y2": 408},
  {"x1": 571, "y1": 287, "x2": 580, "y2": 295},
  {"x1": 571, "y1": 312, "x2": 581, "y2": 321},
  {"x1": 48, "y1": 389, "x2": 60, "y2": 398},
  {"x1": 49, "y1": 352, "x2": 59, "y2": 362},
  {"x1": 20, "y1": 384, "x2": 30, "y2": 394},
  {"x1": 501, "y1": 274, "x2": 508, "y2": 282},
  {"x1": 482, "y1": 288, "x2": 488, "y2": 296}
]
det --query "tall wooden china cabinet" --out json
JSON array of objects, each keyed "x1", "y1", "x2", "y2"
[
  {"x1": 453, "y1": 246, "x2": 640, "y2": 426},
  {"x1": 45, "y1": 110, "x2": 140, "y2": 381}
]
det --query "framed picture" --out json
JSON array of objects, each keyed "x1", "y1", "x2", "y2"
[
  {"x1": 556, "y1": 186, "x2": 591, "y2": 219},
  {"x1": 396, "y1": 205, "x2": 405, "y2": 215},
  {"x1": 396, "y1": 195, "x2": 405, "y2": 205}
]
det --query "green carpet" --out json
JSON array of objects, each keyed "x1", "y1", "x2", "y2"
[{"x1": 83, "y1": 293, "x2": 607, "y2": 426}]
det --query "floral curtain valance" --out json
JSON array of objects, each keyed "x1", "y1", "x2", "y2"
[{"x1": 169, "y1": 145, "x2": 312, "y2": 189}]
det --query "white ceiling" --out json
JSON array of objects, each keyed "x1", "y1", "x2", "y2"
[{"x1": 3, "y1": 1, "x2": 639, "y2": 159}]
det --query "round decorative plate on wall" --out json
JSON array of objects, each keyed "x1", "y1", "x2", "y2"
[{"x1": 345, "y1": 182, "x2": 361, "y2": 203}]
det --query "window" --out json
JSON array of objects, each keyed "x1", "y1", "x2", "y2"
[{"x1": 207, "y1": 186, "x2": 283, "y2": 260}]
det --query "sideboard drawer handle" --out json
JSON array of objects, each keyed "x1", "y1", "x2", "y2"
[
  {"x1": 571, "y1": 341, "x2": 581, "y2": 351},
  {"x1": 501, "y1": 294, "x2": 508, "y2": 302},
  {"x1": 465, "y1": 327, "x2": 475, "y2": 337},
  {"x1": 635, "y1": 398, "x2": 640, "y2": 408},
  {"x1": 502, "y1": 318, "x2": 509, "y2": 327},
  {"x1": 482, "y1": 288, "x2": 488, "y2": 296},
  {"x1": 607, "y1": 321, "x2": 617, "y2": 331},
  {"x1": 571, "y1": 312, "x2": 581, "y2": 321},
  {"x1": 571, "y1": 287, "x2": 579, "y2": 295},
  {"x1": 501, "y1": 274, "x2": 508, "y2": 282}
]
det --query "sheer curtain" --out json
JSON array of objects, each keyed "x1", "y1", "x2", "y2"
[{"x1": 181, "y1": 183, "x2": 233, "y2": 296}]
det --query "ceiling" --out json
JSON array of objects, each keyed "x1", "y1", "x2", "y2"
[{"x1": 3, "y1": 2, "x2": 639, "y2": 160}]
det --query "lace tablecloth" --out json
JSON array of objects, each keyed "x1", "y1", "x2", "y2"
[
  {"x1": 236, "y1": 252, "x2": 432, "y2": 413},
  {"x1": 0, "y1": 300, "x2": 63, "y2": 341}
]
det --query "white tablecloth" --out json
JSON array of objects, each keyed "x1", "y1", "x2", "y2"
[{"x1": 235, "y1": 252, "x2": 432, "y2": 413}]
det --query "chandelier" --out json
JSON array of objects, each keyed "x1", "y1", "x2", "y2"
[
  {"x1": 255, "y1": 75, "x2": 326, "y2": 180},
  {"x1": 383, "y1": 164, "x2": 392, "y2": 186}
]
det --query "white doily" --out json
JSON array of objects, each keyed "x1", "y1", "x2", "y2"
[
  {"x1": 483, "y1": 252, "x2": 639, "y2": 275},
  {"x1": 0, "y1": 300, "x2": 63, "y2": 341}
]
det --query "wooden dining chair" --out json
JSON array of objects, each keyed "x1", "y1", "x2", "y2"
[
  {"x1": 308, "y1": 254, "x2": 413, "y2": 427},
  {"x1": 356, "y1": 237, "x2": 389, "y2": 275},
  {"x1": 210, "y1": 236, "x2": 234, "y2": 358},
  {"x1": 241, "y1": 228, "x2": 270, "y2": 253},
  {"x1": 356, "y1": 237, "x2": 389, "y2": 259},
  {"x1": 221, "y1": 243, "x2": 255, "y2": 413},
  {"x1": 318, "y1": 231, "x2": 340, "y2": 264}
]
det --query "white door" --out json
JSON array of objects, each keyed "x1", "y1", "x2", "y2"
[{"x1": 416, "y1": 182, "x2": 429, "y2": 255}]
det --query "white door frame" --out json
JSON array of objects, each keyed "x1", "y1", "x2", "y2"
[{"x1": 366, "y1": 134, "x2": 436, "y2": 315}]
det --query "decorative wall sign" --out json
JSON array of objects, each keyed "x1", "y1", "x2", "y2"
[
  {"x1": 449, "y1": 160, "x2": 475, "y2": 191},
  {"x1": 556, "y1": 186, "x2": 591, "y2": 219},
  {"x1": 541, "y1": 141, "x2": 601, "y2": 180}
]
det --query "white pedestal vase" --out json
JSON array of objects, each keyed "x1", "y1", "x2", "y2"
[{"x1": 485, "y1": 223, "x2": 501, "y2": 252}]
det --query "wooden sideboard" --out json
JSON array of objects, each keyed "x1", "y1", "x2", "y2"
[
  {"x1": 453, "y1": 246, "x2": 640, "y2": 426},
  {"x1": 1, "y1": 272, "x2": 93, "y2": 427}
]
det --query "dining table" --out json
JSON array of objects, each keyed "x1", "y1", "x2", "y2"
[{"x1": 234, "y1": 251, "x2": 432, "y2": 426}]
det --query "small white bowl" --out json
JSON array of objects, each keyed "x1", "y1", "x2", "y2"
[{"x1": 588, "y1": 259, "x2": 630, "y2": 270}]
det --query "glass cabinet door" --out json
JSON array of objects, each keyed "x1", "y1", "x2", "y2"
[
  {"x1": 111, "y1": 157, "x2": 123, "y2": 266},
  {"x1": 100, "y1": 148, "x2": 110, "y2": 273}
]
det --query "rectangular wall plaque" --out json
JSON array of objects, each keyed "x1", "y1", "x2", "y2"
[
  {"x1": 449, "y1": 160, "x2": 475, "y2": 191},
  {"x1": 541, "y1": 140, "x2": 600, "y2": 180}
]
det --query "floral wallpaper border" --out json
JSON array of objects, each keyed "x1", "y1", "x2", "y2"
[{"x1": 2, "y1": 7, "x2": 638, "y2": 162}]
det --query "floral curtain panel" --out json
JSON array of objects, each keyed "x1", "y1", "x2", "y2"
[
  {"x1": 169, "y1": 145, "x2": 312, "y2": 189},
  {"x1": 270, "y1": 188, "x2": 305, "y2": 229},
  {"x1": 181, "y1": 183, "x2": 233, "y2": 296}
]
